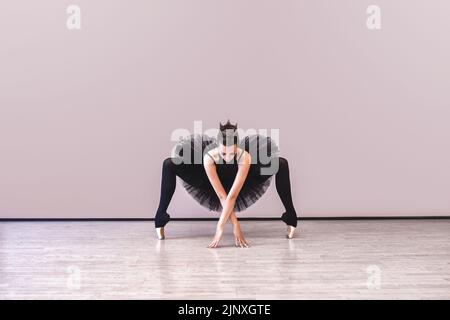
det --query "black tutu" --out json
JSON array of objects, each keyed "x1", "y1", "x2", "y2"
[{"x1": 172, "y1": 133, "x2": 280, "y2": 212}]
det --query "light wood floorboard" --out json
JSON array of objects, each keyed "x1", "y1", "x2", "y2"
[{"x1": 0, "y1": 220, "x2": 449, "y2": 299}]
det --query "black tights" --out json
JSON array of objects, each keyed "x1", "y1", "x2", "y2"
[{"x1": 155, "y1": 157, "x2": 298, "y2": 228}]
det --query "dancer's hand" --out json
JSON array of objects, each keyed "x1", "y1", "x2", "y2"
[
  {"x1": 208, "y1": 224, "x2": 225, "y2": 248},
  {"x1": 233, "y1": 223, "x2": 250, "y2": 248}
]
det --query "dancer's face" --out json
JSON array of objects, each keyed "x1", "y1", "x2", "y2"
[{"x1": 218, "y1": 144, "x2": 237, "y2": 162}]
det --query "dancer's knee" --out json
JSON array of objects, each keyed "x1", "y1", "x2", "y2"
[
  {"x1": 269, "y1": 157, "x2": 289, "y2": 176},
  {"x1": 162, "y1": 157, "x2": 175, "y2": 170},
  {"x1": 278, "y1": 157, "x2": 289, "y2": 170}
]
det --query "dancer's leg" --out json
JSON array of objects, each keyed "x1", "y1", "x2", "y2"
[
  {"x1": 155, "y1": 157, "x2": 193, "y2": 228},
  {"x1": 275, "y1": 157, "x2": 298, "y2": 228}
]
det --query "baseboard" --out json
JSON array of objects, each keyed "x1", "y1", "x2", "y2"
[{"x1": 0, "y1": 216, "x2": 449, "y2": 221}]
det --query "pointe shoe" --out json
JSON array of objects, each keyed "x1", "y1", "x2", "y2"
[
  {"x1": 286, "y1": 226, "x2": 296, "y2": 239},
  {"x1": 281, "y1": 211, "x2": 298, "y2": 238},
  {"x1": 156, "y1": 227, "x2": 165, "y2": 240},
  {"x1": 155, "y1": 212, "x2": 170, "y2": 239}
]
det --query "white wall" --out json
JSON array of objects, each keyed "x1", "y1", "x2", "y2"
[{"x1": 1, "y1": 0, "x2": 449, "y2": 218}]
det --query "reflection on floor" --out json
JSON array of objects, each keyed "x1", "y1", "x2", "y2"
[{"x1": 0, "y1": 220, "x2": 449, "y2": 299}]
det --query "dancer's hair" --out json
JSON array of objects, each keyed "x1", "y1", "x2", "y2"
[{"x1": 218, "y1": 120, "x2": 238, "y2": 146}]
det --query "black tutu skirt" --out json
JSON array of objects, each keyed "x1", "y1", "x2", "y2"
[{"x1": 172, "y1": 133, "x2": 280, "y2": 212}]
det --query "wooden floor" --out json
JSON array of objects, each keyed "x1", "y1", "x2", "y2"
[{"x1": 0, "y1": 219, "x2": 449, "y2": 299}]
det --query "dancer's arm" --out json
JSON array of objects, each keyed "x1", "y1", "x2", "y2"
[
  {"x1": 204, "y1": 152, "x2": 251, "y2": 248},
  {"x1": 204, "y1": 151, "x2": 251, "y2": 226},
  {"x1": 203, "y1": 153, "x2": 228, "y2": 202},
  {"x1": 229, "y1": 211, "x2": 249, "y2": 247},
  {"x1": 203, "y1": 153, "x2": 237, "y2": 227},
  {"x1": 217, "y1": 154, "x2": 251, "y2": 226}
]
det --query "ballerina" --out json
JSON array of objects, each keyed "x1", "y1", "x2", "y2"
[{"x1": 154, "y1": 120, "x2": 299, "y2": 247}]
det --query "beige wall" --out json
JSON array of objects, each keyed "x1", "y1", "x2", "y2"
[{"x1": 1, "y1": 0, "x2": 449, "y2": 218}]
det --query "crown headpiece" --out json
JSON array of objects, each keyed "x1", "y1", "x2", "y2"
[{"x1": 219, "y1": 119, "x2": 238, "y2": 132}]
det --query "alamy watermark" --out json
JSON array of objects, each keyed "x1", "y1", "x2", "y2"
[
  {"x1": 367, "y1": 5, "x2": 381, "y2": 30},
  {"x1": 169, "y1": 121, "x2": 281, "y2": 175},
  {"x1": 366, "y1": 265, "x2": 382, "y2": 289},
  {"x1": 66, "y1": 265, "x2": 82, "y2": 290},
  {"x1": 66, "y1": 5, "x2": 81, "y2": 30}
]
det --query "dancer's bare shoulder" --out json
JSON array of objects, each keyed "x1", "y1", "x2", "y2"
[
  {"x1": 237, "y1": 148, "x2": 251, "y2": 165},
  {"x1": 204, "y1": 148, "x2": 219, "y2": 165}
]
